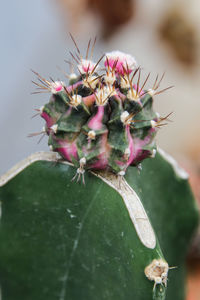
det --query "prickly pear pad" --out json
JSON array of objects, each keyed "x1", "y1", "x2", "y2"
[{"x1": 31, "y1": 38, "x2": 172, "y2": 181}]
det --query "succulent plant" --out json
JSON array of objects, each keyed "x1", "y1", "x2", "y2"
[
  {"x1": 0, "y1": 38, "x2": 198, "y2": 300},
  {"x1": 31, "y1": 38, "x2": 172, "y2": 183}
]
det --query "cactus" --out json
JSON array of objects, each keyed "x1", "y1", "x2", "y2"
[
  {"x1": 31, "y1": 42, "x2": 172, "y2": 182},
  {"x1": 0, "y1": 38, "x2": 198, "y2": 300}
]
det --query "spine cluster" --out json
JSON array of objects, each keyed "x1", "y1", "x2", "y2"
[{"x1": 32, "y1": 38, "x2": 171, "y2": 182}]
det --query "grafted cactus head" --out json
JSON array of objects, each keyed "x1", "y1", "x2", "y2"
[{"x1": 32, "y1": 38, "x2": 172, "y2": 181}]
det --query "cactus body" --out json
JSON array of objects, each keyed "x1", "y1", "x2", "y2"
[
  {"x1": 0, "y1": 151, "x2": 198, "y2": 300},
  {"x1": 33, "y1": 49, "x2": 164, "y2": 179}
]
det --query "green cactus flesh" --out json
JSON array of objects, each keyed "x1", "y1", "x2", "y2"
[{"x1": 0, "y1": 151, "x2": 198, "y2": 300}]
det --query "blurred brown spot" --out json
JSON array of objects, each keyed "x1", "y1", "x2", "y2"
[
  {"x1": 88, "y1": 0, "x2": 135, "y2": 39},
  {"x1": 159, "y1": 8, "x2": 198, "y2": 67},
  {"x1": 58, "y1": 0, "x2": 135, "y2": 40}
]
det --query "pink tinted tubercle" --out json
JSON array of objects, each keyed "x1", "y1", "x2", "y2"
[
  {"x1": 66, "y1": 81, "x2": 82, "y2": 93},
  {"x1": 90, "y1": 153, "x2": 108, "y2": 169},
  {"x1": 88, "y1": 106, "x2": 104, "y2": 130},
  {"x1": 132, "y1": 128, "x2": 156, "y2": 160},
  {"x1": 57, "y1": 141, "x2": 78, "y2": 162},
  {"x1": 41, "y1": 112, "x2": 55, "y2": 128},
  {"x1": 89, "y1": 133, "x2": 109, "y2": 169},
  {"x1": 83, "y1": 94, "x2": 96, "y2": 106}
]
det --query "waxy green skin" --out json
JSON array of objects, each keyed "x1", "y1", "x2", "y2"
[{"x1": 0, "y1": 152, "x2": 198, "y2": 300}]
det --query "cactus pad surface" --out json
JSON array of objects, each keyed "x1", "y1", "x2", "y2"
[{"x1": 0, "y1": 151, "x2": 198, "y2": 300}]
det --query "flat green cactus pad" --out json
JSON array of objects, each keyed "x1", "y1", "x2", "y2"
[{"x1": 0, "y1": 150, "x2": 198, "y2": 300}]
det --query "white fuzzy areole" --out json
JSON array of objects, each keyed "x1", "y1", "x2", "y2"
[
  {"x1": 69, "y1": 73, "x2": 77, "y2": 80},
  {"x1": 91, "y1": 170, "x2": 156, "y2": 249},
  {"x1": 120, "y1": 111, "x2": 129, "y2": 122},
  {"x1": 158, "y1": 147, "x2": 189, "y2": 180}
]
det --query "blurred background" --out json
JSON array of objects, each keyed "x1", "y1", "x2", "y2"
[
  {"x1": 1, "y1": 0, "x2": 200, "y2": 172},
  {"x1": 0, "y1": 0, "x2": 200, "y2": 297}
]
